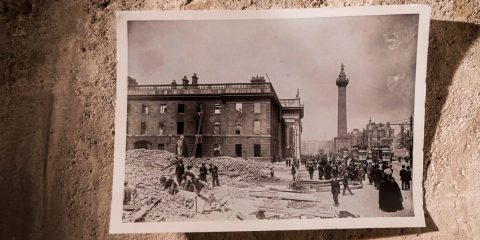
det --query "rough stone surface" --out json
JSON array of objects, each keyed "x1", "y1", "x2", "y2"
[{"x1": 0, "y1": 0, "x2": 479, "y2": 239}]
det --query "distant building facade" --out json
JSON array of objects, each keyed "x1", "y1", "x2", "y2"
[
  {"x1": 126, "y1": 75, "x2": 303, "y2": 162},
  {"x1": 362, "y1": 119, "x2": 395, "y2": 148},
  {"x1": 302, "y1": 140, "x2": 331, "y2": 155}
]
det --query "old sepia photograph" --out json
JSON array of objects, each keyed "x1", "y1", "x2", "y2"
[{"x1": 111, "y1": 6, "x2": 431, "y2": 233}]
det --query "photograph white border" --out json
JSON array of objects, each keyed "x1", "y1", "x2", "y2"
[{"x1": 110, "y1": 5, "x2": 431, "y2": 233}]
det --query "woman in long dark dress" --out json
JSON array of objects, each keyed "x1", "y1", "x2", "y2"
[
  {"x1": 379, "y1": 171, "x2": 404, "y2": 212},
  {"x1": 325, "y1": 164, "x2": 332, "y2": 180}
]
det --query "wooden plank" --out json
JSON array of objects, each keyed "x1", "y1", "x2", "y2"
[
  {"x1": 257, "y1": 207, "x2": 336, "y2": 218},
  {"x1": 268, "y1": 187, "x2": 301, "y2": 193},
  {"x1": 248, "y1": 192, "x2": 322, "y2": 202},
  {"x1": 315, "y1": 185, "x2": 364, "y2": 192}
]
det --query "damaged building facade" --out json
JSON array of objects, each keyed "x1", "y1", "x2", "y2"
[{"x1": 126, "y1": 75, "x2": 303, "y2": 162}]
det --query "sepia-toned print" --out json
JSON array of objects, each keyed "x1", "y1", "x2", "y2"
[{"x1": 111, "y1": 6, "x2": 431, "y2": 233}]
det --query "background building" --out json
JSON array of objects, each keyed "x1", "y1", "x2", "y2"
[{"x1": 126, "y1": 75, "x2": 303, "y2": 162}]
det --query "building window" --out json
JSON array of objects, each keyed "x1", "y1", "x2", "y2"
[
  {"x1": 140, "y1": 122, "x2": 147, "y2": 135},
  {"x1": 254, "y1": 103, "x2": 261, "y2": 113},
  {"x1": 235, "y1": 103, "x2": 242, "y2": 113},
  {"x1": 141, "y1": 104, "x2": 149, "y2": 114},
  {"x1": 214, "y1": 104, "x2": 221, "y2": 114},
  {"x1": 134, "y1": 140, "x2": 151, "y2": 149},
  {"x1": 235, "y1": 122, "x2": 242, "y2": 135},
  {"x1": 177, "y1": 122, "x2": 184, "y2": 134},
  {"x1": 254, "y1": 144, "x2": 261, "y2": 157},
  {"x1": 254, "y1": 120, "x2": 261, "y2": 135},
  {"x1": 235, "y1": 144, "x2": 242, "y2": 157},
  {"x1": 214, "y1": 122, "x2": 221, "y2": 135},
  {"x1": 178, "y1": 104, "x2": 185, "y2": 114},
  {"x1": 160, "y1": 104, "x2": 167, "y2": 114},
  {"x1": 158, "y1": 144, "x2": 165, "y2": 150},
  {"x1": 159, "y1": 122, "x2": 166, "y2": 135}
]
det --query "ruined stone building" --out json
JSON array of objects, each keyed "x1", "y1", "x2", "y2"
[
  {"x1": 362, "y1": 119, "x2": 395, "y2": 148},
  {"x1": 126, "y1": 74, "x2": 303, "y2": 162}
]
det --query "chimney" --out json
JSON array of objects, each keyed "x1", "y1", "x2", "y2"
[
  {"x1": 128, "y1": 76, "x2": 138, "y2": 86},
  {"x1": 250, "y1": 76, "x2": 266, "y2": 83}
]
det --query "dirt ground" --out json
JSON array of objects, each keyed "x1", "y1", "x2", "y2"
[{"x1": 2, "y1": 0, "x2": 480, "y2": 239}]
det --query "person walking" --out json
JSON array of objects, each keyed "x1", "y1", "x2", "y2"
[
  {"x1": 379, "y1": 170, "x2": 403, "y2": 212},
  {"x1": 209, "y1": 163, "x2": 220, "y2": 187},
  {"x1": 291, "y1": 164, "x2": 297, "y2": 181},
  {"x1": 367, "y1": 163, "x2": 373, "y2": 185},
  {"x1": 342, "y1": 172, "x2": 354, "y2": 196},
  {"x1": 399, "y1": 165, "x2": 407, "y2": 190},
  {"x1": 307, "y1": 161, "x2": 315, "y2": 180},
  {"x1": 331, "y1": 175, "x2": 341, "y2": 207},
  {"x1": 358, "y1": 165, "x2": 365, "y2": 185},
  {"x1": 405, "y1": 166, "x2": 412, "y2": 190},
  {"x1": 318, "y1": 163, "x2": 325, "y2": 180}
]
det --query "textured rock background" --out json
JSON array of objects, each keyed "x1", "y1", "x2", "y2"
[{"x1": 0, "y1": 0, "x2": 479, "y2": 239}]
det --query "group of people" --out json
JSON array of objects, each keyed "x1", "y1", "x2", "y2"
[
  {"x1": 366, "y1": 162, "x2": 411, "y2": 192},
  {"x1": 298, "y1": 155, "x2": 409, "y2": 212},
  {"x1": 157, "y1": 160, "x2": 221, "y2": 195},
  {"x1": 301, "y1": 157, "x2": 367, "y2": 184}
]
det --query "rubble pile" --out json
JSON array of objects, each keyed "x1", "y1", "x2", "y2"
[
  {"x1": 142, "y1": 190, "x2": 197, "y2": 222},
  {"x1": 124, "y1": 149, "x2": 197, "y2": 222},
  {"x1": 125, "y1": 149, "x2": 273, "y2": 183},
  {"x1": 201, "y1": 156, "x2": 273, "y2": 183}
]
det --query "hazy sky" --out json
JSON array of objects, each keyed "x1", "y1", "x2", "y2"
[{"x1": 128, "y1": 14, "x2": 418, "y2": 141}]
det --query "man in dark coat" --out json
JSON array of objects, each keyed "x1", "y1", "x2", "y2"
[
  {"x1": 399, "y1": 165, "x2": 407, "y2": 190},
  {"x1": 325, "y1": 164, "x2": 332, "y2": 180},
  {"x1": 209, "y1": 163, "x2": 220, "y2": 187},
  {"x1": 330, "y1": 175, "x2": 341, "y2": 207},
  {"x1": 367, "y1": 163, "x2": 373, "y2": 184},
  {"x1": 307, "y1": 162, "x2": 315, "y2": 180},
  {"x1": 291, "y1": 164, "x2": 297, "y2": 181},
  {"x1": 379, "y1": 172, "x2": 404, "y2": 212},
  {"x1": 373, "y1": 165, "x2": 383, "y2": 189},
  {"x1": 405, "y1": 166, "x2": 412, "y2": 190},
  {"x1": 318, "y1": 164, "x2": 324, "y2": 180},
  {"x1": 342, "y1": 172, "x2": 354, "y2": 195},
  {"x1": 199, "y1": 163, "x2": 208, "y2": 182},
  {"x1": 175, "y1": 160, "x2": 185, "y2": 184}
]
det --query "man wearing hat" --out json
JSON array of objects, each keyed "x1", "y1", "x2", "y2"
[
  {"x1": 405, "y1": 166, "x2": 412, "y2": 190},
  {"x1": 199, "y1": 163, "x2": 208, "y2": 182},
  {"x1": 175, "y1": 159, "x2": 185, "y2": 184},
  {"x1": 342, "y1": 172, "x2": 354, "y2": 196},
  {"x1": 330, "y1": 175, "x2": 341, "y2": 207},
  {"x1": 399, "y1": 165, "x2": 407, "y2": 190},
  {"x1": 209, "y1": 163, "x2": 220, "y2": 187}
]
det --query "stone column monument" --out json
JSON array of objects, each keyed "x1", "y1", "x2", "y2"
[{"x1": 336, "y1": 63, "x2": 349, "y2": 137}]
